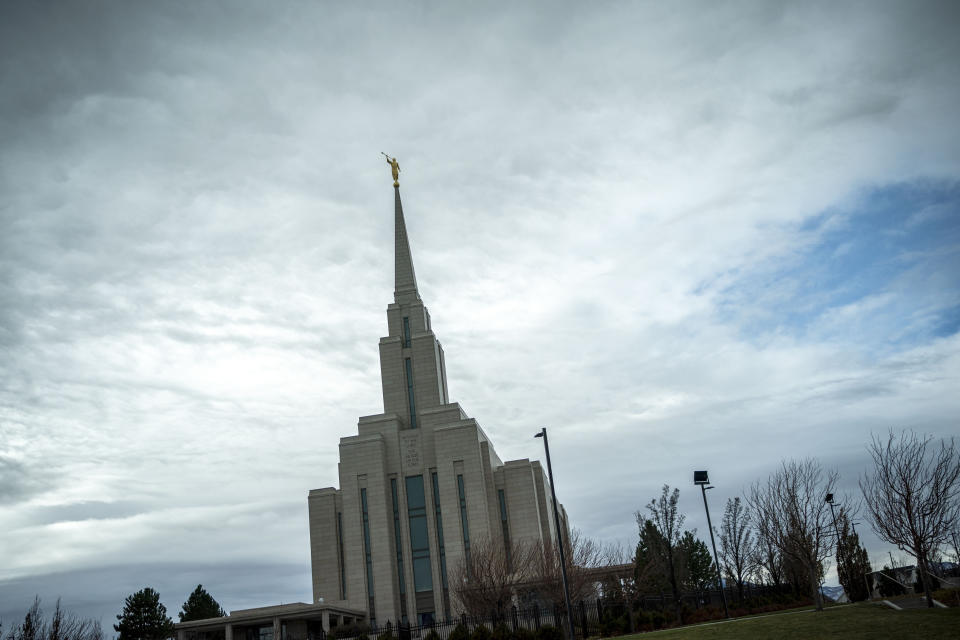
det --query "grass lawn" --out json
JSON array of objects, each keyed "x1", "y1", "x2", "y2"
[{"x1": 618, "y1": 603, "x2": 960, "y2": 639}]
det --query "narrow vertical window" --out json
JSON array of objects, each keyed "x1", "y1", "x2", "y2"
[
  {"x1": 438, "y1": 344, "x2": 448, "y2": 404},
  {"x1": 337, "y1": 511, "x2": 347, "y2": 599},
  {"x1": 457, "y1": 474, "x2": 471, "y2": 568},
  {"x1": 405, "y1": 476, "x2": 433, "y2": 592},
  {"x1": 405, "y1": 358, "x2": 417, "y2": 428},
  {"x1": 498, "y1": 489, "x2": 511, "y2": 571},
  {"x1": 403, "y1": 316, "x2": 411, "y2": 348},
  {"x1": 431, "y1": 473, "x2": 449, "y2": 590},
  {"x1": 361, "y1": 488, "x2": 375, "y2": 622},
  {"x1": 391, "y1": 479, "x2": 407, "y2": 600},
  {"x1": 433, "y1": 472, "x2": 450, "y2": 620}
]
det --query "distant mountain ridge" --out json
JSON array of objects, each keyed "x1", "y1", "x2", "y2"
[{"x1": 820, "y1": 585, "x2": 846, "y2": 602}]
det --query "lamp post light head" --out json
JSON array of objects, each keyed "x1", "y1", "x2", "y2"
[
  {"x1": 694, "y1": 470, "x2": 710, "y2": 485},
  {"x1": 825, "y1": 493, "x2": 835, "y2": 504},
  {"x1": 534, "y1": 431, "x2": 544, "y2": 439}
]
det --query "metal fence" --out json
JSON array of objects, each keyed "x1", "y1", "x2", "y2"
[{"x1": 329, "y1": 584, "x2": 791, "y2": 640}]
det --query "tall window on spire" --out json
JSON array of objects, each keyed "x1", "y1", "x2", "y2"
[
  {"x1": 403, "y1": 316, "x2": 411, "y2": 348},
  {"x1": 457, "y1": 474, "x2": 471, "y2": 571},
  {"x1": 337, "y1": 511, "x2": 347, "y2": 599},
  {"x1": 361, "y1": 488, "x2": 375, "y2": 624},
  {"x1": 391, "y1": 479, "x2": 407, "y2": 605},
  {"x1": 405, "y1": 357, "x2": 417, "y2": 428},
  {"x1": 498, "y1": 489, "x2": 512, "y2": 571},
  {"x1": 432, "y1": 472, "x2": 450, "y2": 619},
  {"x1": 405, "y1": 475, "x2": 433, "y2": 593}
]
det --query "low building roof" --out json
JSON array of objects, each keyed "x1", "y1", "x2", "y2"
[{"x1": 175, "y1": 602, "x2": 366, "y2": 630}]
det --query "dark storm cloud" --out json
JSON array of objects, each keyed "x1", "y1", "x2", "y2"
[
  {"x1": 0, "y1": 562, "x2": 311, "y2": 627},
  {"x1": 28, "y1": 501, "x2": 148, "y2": 526},
  {"x1": 0, "y1": 456, "x2": 53, "y2": 504}
]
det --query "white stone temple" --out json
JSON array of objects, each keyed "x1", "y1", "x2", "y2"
[
  {"x1": 307, "y1": 178, "x2": 568, "y2": 627},
  {"x1": 176, "y1": 171, "x2": 570, "y2": 640}
]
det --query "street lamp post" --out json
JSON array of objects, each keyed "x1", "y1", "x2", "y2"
[
  {"x1": 825, "y1": 494, "x2": 844, "y2": 586},
  {"x1": 694, "y1": 471, "x2": 729, "y2": 619},
  {"x1": 825, "y1": 494, "x2": 870, "y2": 600},
  {"x1": 535, "y1": 427, "x2": 576, "y2": 640}
]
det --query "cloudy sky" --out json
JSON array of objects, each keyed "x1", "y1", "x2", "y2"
[{"x1": 2, "y1": 0, "x2": 959, "y2": 628}]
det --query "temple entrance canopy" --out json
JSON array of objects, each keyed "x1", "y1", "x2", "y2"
[{"x1": 175, "y1": 603, "x2": 367, "y2": 640}]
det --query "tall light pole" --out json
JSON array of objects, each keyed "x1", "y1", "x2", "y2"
[
  {"x1": 535, "y1": 427, "x2": 575, "y2": 640},
  {"x1": 825, "y1": 494, "x2": 844, "y2": 582},
  {"x1": 694, "y1": 471, "x2": 729, "y2": 619},
  {"x1": 825, "y1": 494, "x2": 869, "y2": 600}
]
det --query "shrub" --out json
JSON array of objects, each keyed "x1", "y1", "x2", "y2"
[
  {"x1": 535, "y1": 625, "x2": 562, "y2": 640},
  {"x1": 491, "y1": 623, "x2": 512, "y2": 640},
  {"x1": 331, "y1": 623, "x2": 371, "y2": 640},
  {"x1": 448, "y1": 623, "x2": 471, "y2": 640},
  {"x1": 471, "y1": 625, "x2": 491, "y2": 640},
  {"x1": 650, "y1": 611, "x2": 667, "y2": 630},
  {"x1": 931, "y1": 587, "x2": 960, "y2": 607},
  {"x1": 598, "y1": 613, "x2": 629, "y2": 637},
  {"x1": 514, "y1": 627, "x2": 535, "y2": 640},
  {"x1": 424, "y1": 631, "x2": 441, "y2": 640},
  {"x1": 376, "y1": 631, "x2": 394, "y2": 640},
  {"x1": 683, "y1": 607, "x2": 723, "y2": 624}
]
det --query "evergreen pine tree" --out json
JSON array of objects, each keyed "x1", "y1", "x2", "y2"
[
  {"x1": 114, "y1": 588, "x2": 174, "y2": 640},
  {"x1": 178, "y1": 585, "x2": 227, "y2": 622},
  {"x1": 836, "y1": 518, "x2": 873, "y2": 601},
  {"x1": 678, "y1": 531, "x2": 717, "y2": 594},
  {"x1": 634, "y1": 518, "x2": 670, "y2": 593}
]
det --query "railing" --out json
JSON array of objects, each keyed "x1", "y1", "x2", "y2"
[{"x1": 324, "y1": 584, "x2": 795, "y2": 640}]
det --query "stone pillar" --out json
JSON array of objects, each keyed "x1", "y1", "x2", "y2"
[
  {"x1": 225, "y1": 624, "x2": 233, "y2": 640},
  {"x1": 177, "y1": 631, "x2": 186, "y2": 640},
  {"x1": 321, "y1": 611, "x2": 330, "y2": 633},
  {"x1": 273, "y1": 618, "x2": 281, "y2": 640}
]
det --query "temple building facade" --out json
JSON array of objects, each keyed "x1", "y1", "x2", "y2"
[{"x1": 307, "y1": 180, "x2": 568, "y2": 627}]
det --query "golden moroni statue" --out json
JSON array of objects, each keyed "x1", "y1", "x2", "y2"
[{"x1": 381, "y1": 152, "x2": 400, "y2": 186}]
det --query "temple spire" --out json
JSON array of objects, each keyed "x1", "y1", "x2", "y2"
[{"x1": 394, "y1": 184, "x2": 419, "y2": 301}]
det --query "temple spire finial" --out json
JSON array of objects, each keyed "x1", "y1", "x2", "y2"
[
  {"x1": 382, "y1": 152, "x2": 400, "y2": 187},
  {"x1": 388, "y1": 156, "x2": 418, "y2": 300}
]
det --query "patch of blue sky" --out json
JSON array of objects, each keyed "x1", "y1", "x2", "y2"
[{"x1": 715, "y1": 179, "x2": 960, "y2": 351}]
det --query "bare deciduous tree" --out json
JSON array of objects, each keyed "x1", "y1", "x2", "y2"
[
  {"x1": 451, "y1": 535, "x2": 540, "y2": 616},
  {"x1": 531, "y1": 528, "x2": 608, "y2": 611},
  {"x1": 4, "y1": 598, "x2": 103, "y2": 640},
  {"x1": 751, "y1": 525, "x2": 783, "y2": 588},
  {"x1": 451, "y1": 529, "x2": 609, "y2": 616},
  {"x1": 595, "y1": 541, "x2": 636, "y2": 602},
  {"x1": 860, "y1": 430, "x2": 960, "y2": 608},
  {"x1": 949, "y1": 528, "x2": 960, "y2": 565},
  {"x1": 748, "y1": 458, "x2": 838, "y2": 611},
  {"x1": 718, "y1": 497, "x2": 757, "y2": 601}
]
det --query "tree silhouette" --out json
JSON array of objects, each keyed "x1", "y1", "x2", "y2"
[
  {"x1": 178, "y1": 585, "x2": 227, "y2": 622},
  {"x1": 114, "y1": 588, "x2": 174, "y2": 640},
  {"x1": 748, "y1": 459, "x2": 838, "y2": 611},
  {"x1": 835, "y1": 516, "x2": 872, "y2": 602},
  {"x1": 718, "y1": 497, "x2": 757, "y2": 601},
  {"x1": 640, "y1": 485, "x2": 685, "y2": 620},
  {"x1": 860, "y1": 430, "x2": 960, "y2": 607},
  {"x1": 678, "y1": 531, "x2": 716, "y2": 594}
]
